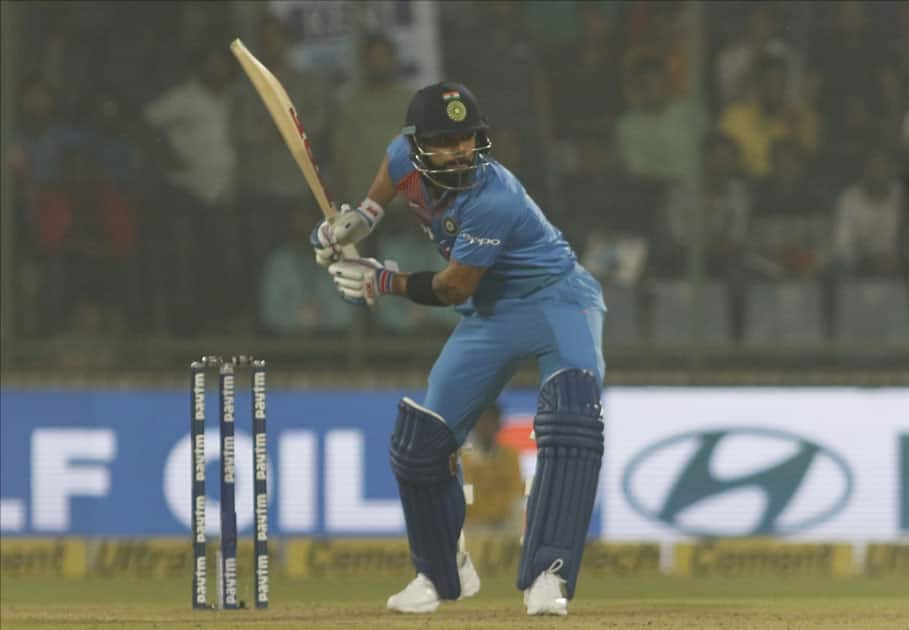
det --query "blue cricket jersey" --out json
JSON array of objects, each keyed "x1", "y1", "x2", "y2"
[{"x1": 386, "y1": 135, "x2": 577, "y2": 313}]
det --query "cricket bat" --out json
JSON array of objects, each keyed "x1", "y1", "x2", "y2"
[{"x1": 230, "y1": 38, "x2": 358, "y2": 259}]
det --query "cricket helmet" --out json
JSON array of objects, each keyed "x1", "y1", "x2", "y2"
[{"x1": 402, "y1": 81, "x2": 492, "y2": 191}]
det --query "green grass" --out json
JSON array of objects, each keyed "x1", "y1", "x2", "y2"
[{"x1": 2, "y1": 575, "x2": 907, "y2": 629}]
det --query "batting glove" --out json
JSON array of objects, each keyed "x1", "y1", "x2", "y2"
[
  {"x1": 332, "y1": 199, "x2": 385, "y2": 246},
  {"x1": 329, "y1": 258, "x2": 398, "y2": 307},
  {"x1": 310, "y1": 199, "x2": 385, "y2": 267},
  {"x1": 310, "y1": 221, "x2": 342, "y2": 267}
]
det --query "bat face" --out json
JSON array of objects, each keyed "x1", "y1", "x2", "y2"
[{"x1": 230, "y1": 37, "x2": 358, "y2": 259}]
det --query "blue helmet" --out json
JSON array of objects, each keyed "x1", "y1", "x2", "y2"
[{"x1": 402, "y1": 81, "x2": 492, "y2": 191}]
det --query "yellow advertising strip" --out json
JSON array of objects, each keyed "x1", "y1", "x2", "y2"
[
  {"x1": 285, "y1": 538, "x2": 660, "y2": 578},
  {"x1": 0, "y1": 538, "x2": 87, "y2": 578},
  {"x1": 9, "y1": 537, "x2": 897, "y2": 579},
  {"x1": 865, "y1": 543, "x2": 909, "y2": 577},
  {"x1": 582, "y1": 542, "x2": 661, "y2": 577},
  {"x1": 89, "y1": 538, "x2": 197, "y2": 578},
  {"x1": 285, "y1": 538, "x2": 412, "y2": 578},
  {"x1": 674, "y1": 539, "x2": 855, "y2": 578},
  {"x1": 87, "y1": 538, "x2": 268, "y2": 579}
]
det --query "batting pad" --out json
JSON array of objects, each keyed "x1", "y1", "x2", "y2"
[
  {"x1": 390, "y1": 398, "x2": 465, "y2": 600},
  {"x1": 517, "y1": 369, "x2": 604, "y2": 598}
]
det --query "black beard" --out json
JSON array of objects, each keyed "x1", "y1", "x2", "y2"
[{"x1": 440, "y1": 163, "x2": 475, "y2": 187}]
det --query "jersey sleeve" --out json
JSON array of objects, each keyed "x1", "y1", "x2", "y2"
[
  {"x1": 385, "y1": 135, "x2": 416, "y2": 186},
  {"x1": 450, "y1": 191, "x2": 518, "y2": 268}
]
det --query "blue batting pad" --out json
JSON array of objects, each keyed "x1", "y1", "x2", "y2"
[
  {"x1": 390, "y1": 398, "x2": 465, "y2": 599},
  {"x1": 517, "y1": 369, "x2": 604, "y2": 598}
]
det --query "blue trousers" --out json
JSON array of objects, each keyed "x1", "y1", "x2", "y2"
[{"x1": 422, "y1": 265, "x2": 606, "y2": 445}]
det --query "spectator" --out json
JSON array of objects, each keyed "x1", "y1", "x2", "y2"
[
  {"x1": 660, "y1": 131, "x2": 751, "y2": 338},
  {"x1": 5, "y1": 74, "x2": 74, "y2": 231},
  {"x1": 715, "y1": 4, "x2": 803, "y2": 106},
  {"x1": 231, "y1": 14, "x2": 330, "y2": 309},
  {"x1": 560, "y1": 131, "x2": 658, "y2": 287},
  {"x1": 75, "y1": 81, "x2": 142, "y2": 190},
  {"x1": 816, "y1": 61, "x2": 879, "y2": 189},
  {"x1": 259, "y1": 206, "x2": 354, "y2": 335},
  {"x1": 461, "y1": 404, "x2": 526, "y2": 538},
  {"x1": 68, "y1": 81, "x2": 144, "y2": 332},
  {"x1": 5, "y1": 74, "x2": 82, "y2": 334},
  {"x1": 447, "y1": 1, "x2": 551, "y2": 202},
  {"x1": 616, "y1": 54, "x2": 706, "y2": 190},
  {"x1": 51, "y1": 141, "x2": 140, "y2": 336},
  {"x1": 751, "y1": 138, "x2": 831, "y2": 280},
  {"x1": 813, "y1": 6, "x2": 904, "y2": 186},
  {"x1": 871, "y1": 54, "x2": 908, "y2": 143},
  {"x1": 720, "y1": 53, "x2": 819, "y2": 178},
  {"x1": 660, "y1": 131, "x2": 751, "y2": 279},
  {"x1": 815, "y1": 1, "x2": 889, "y2": 137},
  {"x1": 141, "y1": 40, "x2": 238, "y2": 334},
  {"x1": 331, "y1": 33, "x2": 411, "y2": 211},
  {"x1": 832, "y1": 146, "x2": 905, "y2": 276},
  {"x1": 76, "y1": 80, "x2": 148, "y2": 330},
  {"x1": 545, "y1": 1, "x2": 623, "y2": 140},
  {"x1": 624, "y1": 1, "x2": 691, "y2": 99}
]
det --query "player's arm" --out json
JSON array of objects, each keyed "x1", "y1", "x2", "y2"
[
  {"x1": 365, "y1": 155, "x2": 398, "y2": 208},
  {"x1": 390, "y1": 259, "x2": 487, "y2": 306},
  {"x1": 332, "y1": 156, "x2": 397, "y2": 243},
  {"x1": 329, "y1": 257, "x2": 486, "y2": 308},
  {"x1": 311, "y1": 156, "x2": 396, "y2": 265}
]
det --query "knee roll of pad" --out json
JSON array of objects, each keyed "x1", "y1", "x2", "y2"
[
  {"x1": 518, "y1": 369, "x2": 604, "y2": 599},
  {"x1": 390, "y1": 397, "x2": 460, "y2": 482},
  {"x1": 389, "y1": 398, "x2": 464, "y2": 599}
]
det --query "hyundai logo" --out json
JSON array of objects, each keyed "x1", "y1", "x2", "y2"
[{"x1": 621, "y1": 428, "x2": 853, "y2": 537}]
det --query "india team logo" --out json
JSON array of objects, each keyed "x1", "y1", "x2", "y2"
[
  {"x1": 443, "y1": 217, "x2": 458, "y2": 235},
  {"x1": 446, "y1": 100, "x2": 467, "y2": 122},
  {"x1": 442, "y1": 90, "x2": 466, "y2": 122}
]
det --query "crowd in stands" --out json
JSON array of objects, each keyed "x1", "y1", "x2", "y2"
[{"x1": 5, "y1": 1, "x2": 907, "y2": 345}]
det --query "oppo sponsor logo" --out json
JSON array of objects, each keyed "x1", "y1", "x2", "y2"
[
  {"x1": 622, "y1": 428, "x2": 853, "y2": 537},
  {"x1": 460, "y1": 232, "x2": 501, "y2": 247}
]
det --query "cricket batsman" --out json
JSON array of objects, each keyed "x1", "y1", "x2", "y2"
[{"x1": 311, "y1": 81, "x2": 606, "y2": 616}]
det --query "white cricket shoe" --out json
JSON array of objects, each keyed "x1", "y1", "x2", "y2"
[
  {"x1": 524, "y1": 559, "x2": 568, "y2": 616},
  {"x1": 386, "y1": 574, "x2": 440, "y2": 613},
  {"x1": 386, "y1": 554, "x2": 481, "y2": 613}
]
